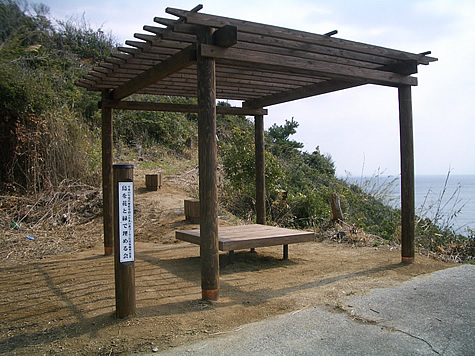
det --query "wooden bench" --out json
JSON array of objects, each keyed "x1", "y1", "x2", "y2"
[{"x1": 175, "y1": 224, "x2": 314, "y2": 262}]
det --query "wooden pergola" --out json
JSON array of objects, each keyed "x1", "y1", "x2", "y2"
[{"x1": 77, "y1": 5, "x2": 437, "y2": 301}]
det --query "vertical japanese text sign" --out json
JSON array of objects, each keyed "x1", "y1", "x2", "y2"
[{"x1": 118, "y1": 182, "x2": 134, "y2": 262}]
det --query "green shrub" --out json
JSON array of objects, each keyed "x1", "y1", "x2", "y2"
[
  {"x1": 220, "y1": 124, "x2": 285, "y2": 220},
  {"x1": 0, "y1": 1, "x2": 110, "y2": 192}
]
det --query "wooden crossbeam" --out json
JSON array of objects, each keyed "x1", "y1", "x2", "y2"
[
  {"x1": 234, "y1": 38, "x2": 385, "y2": 69},
  {"x1": 166, "y1": 7, "x2": 437, "y2": 65},
  {"x1": 99, "y1": 100, "x2": 268, "y2": 116},
  {"x1": 160, "y1": 19, "x2": 404, "y2": 69},
  {"x1": 144, "y1": 74, "x2": 295, "y2": 93},
  {"x1": 201, "y1": 44, "x2": 417, "y2": 87},
  {"x1": 216, "y1": 65, "x2": 322, "y2": 85},
  {"x1": 244, "y1": 80, "x2": 364, "y2": 108},
  {"x1": 112, "y1": 44, "x2": 197, "y2": 100},
  {"x1": 380, "y1": 59, "x2": 418, "y2": 75},
  {"x1": 236, "y1": 32, "x2": 406, "y2": 69}
]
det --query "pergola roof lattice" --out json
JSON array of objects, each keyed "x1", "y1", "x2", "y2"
[{"x1": 77, "y1": 5, "x2": 437, "y2": 109}]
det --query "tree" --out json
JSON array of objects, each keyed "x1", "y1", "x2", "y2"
[
  {"x1": 303, "y1": 146, "x2": 335, "y2": 177},
  {"x1": 267, "y1": 118, "x2": 303, "y2": 159}
]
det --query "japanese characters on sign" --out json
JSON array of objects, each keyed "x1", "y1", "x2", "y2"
[{"x1": 118, "y1": 182, "x2": 134, "y2": 263}]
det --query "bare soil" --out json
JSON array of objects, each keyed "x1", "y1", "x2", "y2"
[{"x1": 0, "y1": 170, "x2": 451, "y2": 355}]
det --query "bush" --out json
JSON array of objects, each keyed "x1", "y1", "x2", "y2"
[
  {"x1": 0, "y1": 1, "x2": 111, "y2": 192},
  {"x1": 220, "y1": 123, "x2": 285, "y2": 220},
  {"x1": 113, "y1": 109, "x2": 197, "y2": 152}
]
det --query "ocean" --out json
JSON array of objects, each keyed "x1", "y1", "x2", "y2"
[{"x1": 345, "y1": 174, "x2": 475, "y2": 236}]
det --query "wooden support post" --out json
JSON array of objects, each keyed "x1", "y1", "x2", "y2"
[
  {"x1": 398, "y1": 85, "x2": 415, "y2": 264},
  {"x1": 283, "y1": 244, "x2": 289, "y2": 260},
  {"x1": 197, "y1": 26, "x2": 219, "y2": 301},
  {"x1": 102, "y1": 90, "x2": 114, "y2": 256},
  {"x1": 113, "y1": 163, "x2": 136, "y2": 318},
  {"x1": 255, "y1": 114, "x2": 266, "y2": 225}
]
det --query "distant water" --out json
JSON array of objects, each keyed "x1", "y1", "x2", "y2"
[{"x1": 345, "y1": 174, "x2": 475, "y2": 236}]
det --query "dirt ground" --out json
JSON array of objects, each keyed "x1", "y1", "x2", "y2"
[{"x1": 0, "y1": 171, "x2": 452, "y2": 355}]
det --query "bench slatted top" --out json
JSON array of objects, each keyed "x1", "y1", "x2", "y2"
[{"x1": 176, "y1": 224, "x2": 314, "y2": 251}]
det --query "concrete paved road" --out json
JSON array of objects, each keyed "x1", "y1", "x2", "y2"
[{"x1": 155, "y1": 265, "x2": 474, "y2": 355}]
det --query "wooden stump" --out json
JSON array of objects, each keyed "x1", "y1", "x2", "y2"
[
  {"x1": 330, "y1": 193, "x2": 344, "y2": 222},
  {"x1": 145, "y1": 173, "x2": 161, "y2": 191},
  {"x1": 184, "y1": 199, "x2": 200, "y2": 223}
]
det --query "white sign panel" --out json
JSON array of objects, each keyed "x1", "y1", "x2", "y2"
[{"x1": 118, "y1": 182, "x2": 134, "y2": 263}]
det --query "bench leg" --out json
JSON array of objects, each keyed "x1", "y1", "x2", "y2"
[
  {"x1": 250, "y1": 248, "x2": 256, "y2": 253},
  {"x1": 283, "y1": 244, "x2": 288, "y2": 260},
  {"x1": 228, "y1": 250, "x2": 235, "y2": 264}
]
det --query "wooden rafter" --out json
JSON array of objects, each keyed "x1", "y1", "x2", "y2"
[
  {"x1": 166, "y1": 7, "x2": 437, "y2": 65},
  {"x1": 243, "y1": 80, "x2": 364, "y2": 108},
  {"x1": 201, "y1": 44, "x2": 417, "y2": 87},
  {"x1": 112, "y1": 44, "x2": 197, "y2": 100},
  {"x1": 77, "y1": 5, "x2": 437, "y2": 108}
]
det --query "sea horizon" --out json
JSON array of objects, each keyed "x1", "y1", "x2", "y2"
[{"x1": 343, "y1": 174, "x2": 475, "y2": 236}]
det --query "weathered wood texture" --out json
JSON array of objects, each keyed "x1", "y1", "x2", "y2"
[
  {"x1": 99, "y1": 100, "x2": 267, "y2": 116},
  {"x1": 112, "y1": 44, "x2": 196, "y2": 100},
  {"x1": 330, "y1": 193, "x2": 344, "y2": 222},
  {"x1": 145, "y1": 173, "x2": 161, "y2": 191},
  {"x1": 166, "y1": 7, "x2": 435, "y2": 64},
  {"x1": 176, "y1": 224, "x2": 314, "y2": 251},
  {"x1": 78, "y1": 6, "x2": 436, "y2": 107},
  {"x1": 197, "y1": 26, "x2": 219, "y2": 301},
  {"x1": 213, "y1": 25, "x2": 238, "y2": 47},
  {"x1": 200, "y1": 44, "x2": 417, "y2": 87},
  {"x1": 101, "y1": 90, "x2": 114, "y2": 256},
  {"x1": 399, "y1": 85, "x2": 415, "y2": 264},
  {"x1": 255, "y1": 114, "x2": 266, "y2": 225},
  {"x1": 184, "y1": 199, "x2": 200, "y2": 223},
  {"x1": 113, "y1": 164, "x2": 136, "y2": 318}
]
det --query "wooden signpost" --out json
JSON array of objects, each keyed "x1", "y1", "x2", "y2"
[{"x1": 113, "y1": 163, "x2": 136, "y2": 318}]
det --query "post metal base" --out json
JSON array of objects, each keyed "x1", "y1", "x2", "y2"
[
  {"x1": 202, "y1": 289, "x2": 219, "y2": 301},
  {"x1": 401, "y1": 256, "x2": 415, "y2": 264},
  {"x1": 104, "y1": 246, "x2": 113, "y2": 256}
]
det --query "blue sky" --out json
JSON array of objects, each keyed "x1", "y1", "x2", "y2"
[{"x1": 38, "y1": 0, "x2": 475, "y2": 177}]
